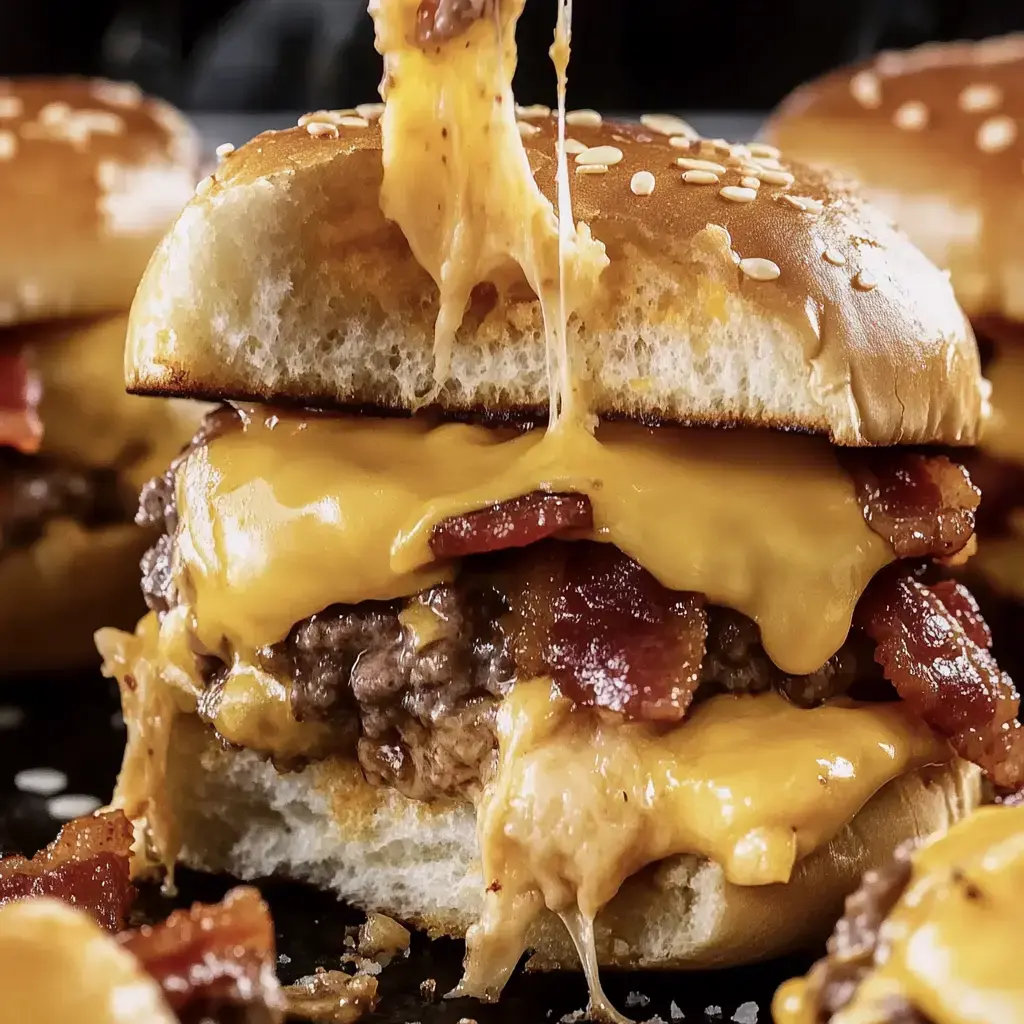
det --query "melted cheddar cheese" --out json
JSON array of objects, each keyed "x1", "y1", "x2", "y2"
[
  {"x1": 175, "y1": 411, "x2": 895, "y2": 676},
  {"x1": 774, "y1": 804, "x2": 1024, "y2": 1024}
]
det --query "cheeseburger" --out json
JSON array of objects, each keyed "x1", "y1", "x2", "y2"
[
  {"x1": 774, "y1": 802, "x2": 1024, "y2": 1024},
  {"x1": 97, "y1": 1, "x2": 1020, "y2": 1017},
  {"x1": 766, "y1": 36, "x2": 1024, "y2": 673},
  {"x1": 0, "y1": 78, "x2": 201, "y2": 671}
]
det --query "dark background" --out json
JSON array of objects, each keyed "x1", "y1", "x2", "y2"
[{"x1": 2, "y1": 0, "x2": 1023, "y2": 113}]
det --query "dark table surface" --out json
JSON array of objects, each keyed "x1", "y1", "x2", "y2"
[{"x1": 0, "y1": 669, "x2": 815, "y2": 1023}]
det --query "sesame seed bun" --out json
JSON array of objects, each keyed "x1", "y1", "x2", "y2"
[
  {"x1": 0, "y1": 77, "x2": 200, "y2": 326},
  {"x1": 154, "y1": 713, "x2": 980, "y2": 971},
  {"x1": 126, "y1": 115, "x2": 982, "y2": 447},
  {"x1": 766, "y1": 35, "x2": 1024, "y2": 324}
]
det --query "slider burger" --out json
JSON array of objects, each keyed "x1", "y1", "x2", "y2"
[
  {"x1": 97, "y1": 0, "x2": 1021, "y2": 1014},
  {"x1": 766, "y1": 37, "x2": 1024, "y2": 671},
  {"x1": 0, "y1": 78, "x2": 200, "y2": 670},
  {"x1": 773, "y1": 802, "x2": 1024, "y2": 1024}
]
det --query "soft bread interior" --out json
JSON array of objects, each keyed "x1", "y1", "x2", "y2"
[
  {"x1": 166, "y1": 714, "x2": 981, "y2": 970},
  {"x1": 126, "y1": 122, "x2": 984, "y2": 447}
]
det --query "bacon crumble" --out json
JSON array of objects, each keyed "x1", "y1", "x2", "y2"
[
  {"x1": 844, "y1": 451, "x2": 979, "y2": 559},
  {"x1": 857, "y1": 569, "x2": 1024, "y2": 790},
  {"x1": 430, "y1": 491, "x2": 593, "y2": 560},
  {"x1": 0, "y1": 810, "x2": 135, "y2": 931}
]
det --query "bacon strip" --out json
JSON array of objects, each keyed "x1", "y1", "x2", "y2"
[
  {"x1": 857, "y1": 570, "x2": 1024, "y2": 790},
  {"x1": 0, "y1": 810, "x2": 135, "y2": 931},
  {"x1": 0, "y1": 346, "x2": 42, "y2": 453},
  {"x1": 843, "y1": 451, "x2": 979, "y2": 558},
  {"x1": 506, "y1": 542, "x2": 707, "y2": 721},
  {"x1": 119, "y1": 886, "x2": 284, "y2": 1020},
  {"x1": 430, "y1": 491, "x2": 593, "y2": 560}
]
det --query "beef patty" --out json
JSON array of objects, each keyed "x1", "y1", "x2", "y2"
[{"x1": 0, "y1": 448, "x2": 127, "y2": 557}]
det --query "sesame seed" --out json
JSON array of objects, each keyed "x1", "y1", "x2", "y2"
[
  {"x1": 517, "y1": 121, "x2": 541, "y2": 137},
  {"x1": 38, "y1": 101, "x2": 71, "y2": 126},
  {"x1": 668, "y1": 136, "x2": 694, "y2": 149},
  {"x1": 677, "y1": 157, "x2": 727, "y2": 174},
  {"x1": 297, "y1": 109, "x2": 354, "y2": 127},
  {"x1": 823, "y1": 248, "x2": 847, "y2": 266},
  {"x1": 91, "y1": 80, "x2": 143, "y2": 109},
  {"x1": 576, "y1": 163, "x2": 609, "y2": 175},
  {"x1": 739, "y1": 257, "x2": 781, "y2": 281},
  {"x1": 748, "y1": 142, "x2": 781, "y2": 160},
  {"x1": 215, "y1": 142, "x2": 235, "y2": 159},
  {"x1": 640, "y1": 113, "x2": 698, "y2": 138},
  {"x1": 47, "y1": 794, "x2": 101, "y2": 821},
  {"x1": 737, "y1": 163, "x2": 764, "y2": 177},
  {"x1": 753, "y1": 156, "x2": 783, "y2": 171},
  {"x1": 849, "y1": 69, "x2": 882, "y2": 109},
  {"x1": 729, "y1": 144, "x2": 753, "y2": 161},
  {"x1": 194, "y1": 174, "x2": 215, "y2": 197},
  {"x1": 307, "y1": 121, "x2": 340, "y2": 138},
  {"x1": 0, "y1": 95, "x2": 22, "y2": 118},
  {"x1": 15, "y1": 768, "x2": 67, "y2": 796},
  {"x1": 720, "y1": 185, "x2": 757, "y2": 203},
  {"x1": 758, "y1": 168, "x2": 795, "y2": 186},
  {"x1": 780, "y1": 194, "x2": 823, "y2": 214},
  {"x1": 630, "y1": 170, "x2": 656, "y2": 195},
  {"x1": 516, "y1": 103, "x2": 551, "y2": 119},
  {"x1": 566, "y1": 108, "x2": 602, "y2": 127},
  {"x1": 977, "y1": 115, "x2": 1017, "y2": 153},
  {"x1": 958, "y1": 83, "x2": 1002, "y2": 114},
  {"x1": 740, "y1": 176, "x2": 761, "y2": 189},
  {"x1": 893, "y1": 100, "x2": 929, "y2": 131},
  {"x1": 683, "y1": 169, "x2": 719, "y2": 184},
  {"x1": 575, "y1": 144, "x2": 623, "y2": 166},
  {"x1": 355, "y1": 102, "x2": 385, "y2": 121},
  {"x1": 853, "y1": 270, "x2": 877, "y2": 291},
  {"x1": 338, "y1": 115, "x2": 370, "y2": 128},
  {"x1": 564, "y1": 137, "x2": 587, "y2": 154},
  {"x1": 0, "y1": 130, "x2": 16, "y2": 161}
]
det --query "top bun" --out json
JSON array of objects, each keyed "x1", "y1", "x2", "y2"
[
  {"x1": 127, "y1": 111, "x2": 983, "y2": 446},
  {"x1": 0, "y1": 77, "x2": 200, "y2": 325},
  {"x1": 766, "y1": 35, "x2": 1024, "y2": 323}
]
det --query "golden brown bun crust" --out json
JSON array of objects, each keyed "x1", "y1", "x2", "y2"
[
  {"x1": 127, "y1": 115, "x2": 982, "y2": 446},
  {"x1": 0, "y1": 77, "x2": 199, "y2": 324},
  {"x1": 767, "y1": 36, "x2": 1024, "y2": 322},
  {"x1": 164, "y1": 715, "x2": 982, "y2": 970}
]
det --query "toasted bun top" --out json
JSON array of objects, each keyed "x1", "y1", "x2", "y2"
[
  {"x1": 0, "y1": 77, "x2": 199, "y2": 325},
  {"x1": 767, "y1": 36, "x2": 1024, "y2": 323},
  {"x1": 127, "y1": 112, "x2": 983, "y2": 445}
]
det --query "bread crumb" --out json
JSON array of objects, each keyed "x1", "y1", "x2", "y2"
[
  {"x1": 731, "y1": 1003, "x2": 758, "y2": 1024},
  {"x1": 670, "y1": 1001, "x2": 685, "y2": 1020},
  {"x1": 559, "y1": 1012, "x2": 586, "y2": 1023},
  {"x1": 419, "y1": 978, "x2": 438, "y2": 1002},
  {"x1": 613, "y1": 938, "x2": 630, "y2": 957},
  {"x1": 626, "y1": 992, "x2": 652, "y2": 1008},
  {"x1": 706, "y1": 1009, "x2": 723, "y2": 1020}
]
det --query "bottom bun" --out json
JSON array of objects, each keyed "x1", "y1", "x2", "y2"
[
  {"x1": 163, "y1": 714, "x2": 982, "y2": 970},
  {"x1": 0, "y1": 520, "x2": 149, "y2": 673}
]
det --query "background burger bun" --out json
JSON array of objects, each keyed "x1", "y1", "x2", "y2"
[
  {"x1": 0, "y1": 77, "x2": 199, "y2": 326},
  {"x1": 159, "y1": 714, "x2": 981, "y2": 971},
  {"x1": 126, "y1": 115, "x2": 982, "y2": 447},
  {"x1": 766, "y1": 35, "x2": 1024, "y2": 323}
]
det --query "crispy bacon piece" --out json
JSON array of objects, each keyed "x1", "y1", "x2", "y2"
[
  {"x1": 430, "y1": 491, "x2": 593, "y2": 560},
  {"x1": 0, "y1": 810, "x2": 135, "y2": 931},
  {"x1": 857, "y1": 570, "x2": 1024, "y2": 790},
  {"x1": 119, "y1": 886, "x2": 284, "y2": 1021},
  {"x1": 843, "y1": 451, "x2": 979, "y2": 558},
  {"x1": 0, "y1": 345, "x2": 42, "y2": 453},
  {"x1": 506, "y1": 542, "x2": 707, "y2": 721}
]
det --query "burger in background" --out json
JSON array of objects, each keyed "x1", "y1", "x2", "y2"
[
  {"x1": 0, "y1": 77, "x2": 201, "y2": 672},
  {"x1": 766, "y1": 35, "x2": 1024, "y2": 678}
]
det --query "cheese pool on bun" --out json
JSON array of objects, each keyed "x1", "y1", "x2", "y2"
[{"x1": 0, "y1": 78, "x2": 201, "y2": 671}]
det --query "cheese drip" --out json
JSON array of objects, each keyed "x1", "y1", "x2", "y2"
[
  {"x1": 456, "y1": 679, "x2": 951, "y2": 1003},
  {"x1": 774, "y1": 804, "x2": 1024, "y2": 1024},
  {"x1": 368, "y1": 0, "x2": 606, "y2": 408},
  {"x1": 175, "y1": 412, "x2": 895, "y2": 675}
]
